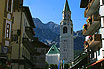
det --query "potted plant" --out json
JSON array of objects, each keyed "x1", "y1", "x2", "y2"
[
  {"x1": 86, "y1": 16, "x2": 92, "y2": 24},
  {"x1": 84, "y1": 41, "x2": 88, "y2": 46},
  {"x1": 83, "y1": 24, "x2": 87, "y2": 30},
  {"x1": 89, "y1": 35, "x2": 93, "y2": 41}
]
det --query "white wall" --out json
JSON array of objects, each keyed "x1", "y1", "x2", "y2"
[{"x1": 46, "y1": 54, "x2": 60, "y2": 65}]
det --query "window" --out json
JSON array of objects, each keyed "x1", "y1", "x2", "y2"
[
  {"x1": 6, "y1": 23, "x2": 10, "y2": 38},
  {"x1": 64, "y1": 40, "x2": 67, "y2": 42},
  {"x1": 8, "y1": 0, "x2": 12, "y2": 12},
  {"x1": 41, "y1": 49, "x2": 45, "y2": 54},
  {"x1": 63, "y1": 27, "x2": 67, "y2": 33},
  {"x1": 91, "y1": 51, "x2": 94, "y2": 58},
  {"x1": 98, "y1": 47, "x2": 100, "y2": 56},
  {"x1": 63, "y1": 23, "x2": 66, "y2": 25},
  {"x1": 52, "y1": 48, "x2": 54, "y2": 51},
  {"x1": 64, "y1": 49, "x2": 65, "y2": 51},
  {"x1": 65, "y1": 14, "x2": 66, "y2": 17},
  {"x1": 71, "y1": 28, "x2": 73, "y2": 34},
  {"x1": 12, "y1": 35, "x2": 18, "y2": 41}
]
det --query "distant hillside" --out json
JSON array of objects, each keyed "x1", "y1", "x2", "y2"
[{"x1": 33, "y1": 18, "x2": 85, "y2": 51}]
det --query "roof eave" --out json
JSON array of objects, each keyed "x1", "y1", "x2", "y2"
[
  {"x1": 23, "y1": 6, "x2": 35, "y2": 28},
  {"x1": 80, "y1": 0, "x2": 89, "y2": 8}
]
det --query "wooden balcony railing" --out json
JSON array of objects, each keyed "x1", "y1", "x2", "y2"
[
  {"x1": 84, "y1": 41, "x2": 89, "y2": 49},
  {"x1": 84, "y1": 34, "x2": 101, "y2": 49},
  {"x1": 25, "y1": 27, "x2": 35, "y2": 39},
  {"x1": 84, "y1": 0, "x2": 100, "y2": 17},
  {"x1": 71, "y1": 53, "x2": 88, "y2": 68},
  {"x1": 22, "y1": 38, "x2": 35, "y2": 54},
  {"x1": 88, "y1": 34, "x2": 101, "y2": 47},
  {"x1": 82, "y1": 14, "x2": 100, "y2": 35}
]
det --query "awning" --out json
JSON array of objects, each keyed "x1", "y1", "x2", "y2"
[{"x1": 88, "y1": 58, "x2": 104, "y2": 67}]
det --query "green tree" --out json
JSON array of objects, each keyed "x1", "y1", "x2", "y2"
[
  {"x1": 45, "y1": 62, "x2": 49, "y2": 69},
  {"x1": 64, "y1": 64, "x2": 69, "y2": 69},
  {"x1": 49, "y1": 64, "x2": 58, "y2": 69},
  {"x1": 54, "y1": 64, "x2": 58, "y2": 69}
]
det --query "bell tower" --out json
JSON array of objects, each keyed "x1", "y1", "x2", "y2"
[{"x1": 60, "y1": 0, "x2": 74, "y2": 63}]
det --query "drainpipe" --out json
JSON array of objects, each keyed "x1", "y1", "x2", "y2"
[{"x1": 99, "y1": 0, "x2": 104, "y2": 58}]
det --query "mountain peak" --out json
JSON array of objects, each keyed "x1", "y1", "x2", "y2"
[
  {"x1": 33, "y1": 18, "x2": 43, "y2": 24},
  {"x1": 33, "y1": 18, "x2": 84, "y2": 50}
]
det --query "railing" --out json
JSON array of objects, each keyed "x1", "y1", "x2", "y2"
[
  {"x1": 84, "y1": 34, "x2": 101, "y2": 49},
  {"x1": 22, "y1": 38, "x2": 35, "y2": 54},
  {"x1": 82, "y1": 14, "x2": 100, "y2": 35},
  {"x1": 25, "y1": 27, "x2": 35, "y2": 39},
  {"x1": 84, "y1": 0, "x2": 99, "y2": 17},
  {"x1": 84, "y1": 41, "x2": 89, "y2": 49},
  {"x1": 72, "y1": 53, "x2": 88, "y2": 67},
  {"x1": 90, "y1": 58, "x2": 97, "y2": 64},
  {"x1": 25, "y1": 27, "x2": 34, "y2": 34}
]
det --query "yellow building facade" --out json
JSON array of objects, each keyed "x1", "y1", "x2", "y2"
[
  {"x1": 0, "y1": 0, "x2": 14, "y2": 68},
  {"x1": 0, "y1": 0, "x2": 35, "y2": 69}
]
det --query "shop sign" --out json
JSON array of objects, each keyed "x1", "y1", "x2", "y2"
[{"x1": 1, "y1": 46, "x2": 8, "y2": 54}]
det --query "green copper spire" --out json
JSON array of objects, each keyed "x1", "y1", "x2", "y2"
[{"x1": 63, "y1": 0, "x2": 70, "y2": 12}]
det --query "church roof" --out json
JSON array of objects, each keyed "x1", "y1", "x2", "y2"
[
  {"x1": 63, "y1": 0, "x2": 70, "y2": 12},
  {"x1": 47, "y1": 44, "x2": 60, "y2": 54}
]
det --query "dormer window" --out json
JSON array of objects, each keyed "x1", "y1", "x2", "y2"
[
  {"x1": 52, "y1": 48, "x2": 54, "y2": 51},
  {"x1": 63, "y1": 27, "x2": 67, "y2": 33}
]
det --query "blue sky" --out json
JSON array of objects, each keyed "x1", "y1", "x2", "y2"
[{"x1": 24, "y1": 0, "x2": 86, "y2": 31}]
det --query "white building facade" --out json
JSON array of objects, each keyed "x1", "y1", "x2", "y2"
[{"x1": 60, "y1": 0, "x2": 74, "y2": 63}]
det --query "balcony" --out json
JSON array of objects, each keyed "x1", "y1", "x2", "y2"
[
  {"x1": 71, "y1": 53, "x2": 88, "y2": 68},
  {"x1": 84, "y1": 34, "x2": 101, "y2": 49},
  {"x1": 82, "y1": 15, "x2": 100, "y2": 35},
  {"x1": 25, "y1": 27, "x2": 35, "y2": 39},
  {"x1": 84, "y1": 0, "x2": 100, "y2": 17},
  {"x1": 88, "y1": 34, "x2": 101, "y2": 48},
  {"x1": 84, "y1": 41, "x2": 89, "y2": 49},
  {"x1": 22, "y1": 38, "x2": 35, "y2": 54}
]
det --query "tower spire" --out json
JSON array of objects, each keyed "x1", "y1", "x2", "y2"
[{"x1": 63, "y1": 0, "x2": 70, "y2": 12}]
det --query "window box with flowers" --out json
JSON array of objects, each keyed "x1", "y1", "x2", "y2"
[
  {"x1": 86, "y1": 34, "x2": 101, "y2": 49},
  {"x1": 88, "y1": 35, "x2": 93, "y2": 41},
  {"x1": 83, "y1": 24, "x2": 87, "y2": 31},
  {"x1": 84, "y1": 41, "x2": 89, "y2": 49},
  {"x1": 86, "y1": 16, "x2": 92, "y2": 24}
]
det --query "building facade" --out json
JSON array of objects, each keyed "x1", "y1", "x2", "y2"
[
  {"x1": 60, "y1": 0, "x2": 74, "y2": 64},
  {"x1": 32, "y1": 39, "x2": 49, "y2": 69},
  {"x1": 76, "y1": 0, "x2": 104, "y2": 68},
  {"x1": 46, "y1": 44, "x2": 60, "y2": 65},
  {"x1": 11, "y1": 6, "x2": 35, "y2": 69},
  {"x1": 0, "y1": 0, "x2": 14, "y2": 68}
]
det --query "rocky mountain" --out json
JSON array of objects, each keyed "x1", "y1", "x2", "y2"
[
  {"x1": 73, "y1": 30, "x2": 85, "y2": 50},
  {"x1": 33, "y1": 18, "x2": 84, "y2": 50}
]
